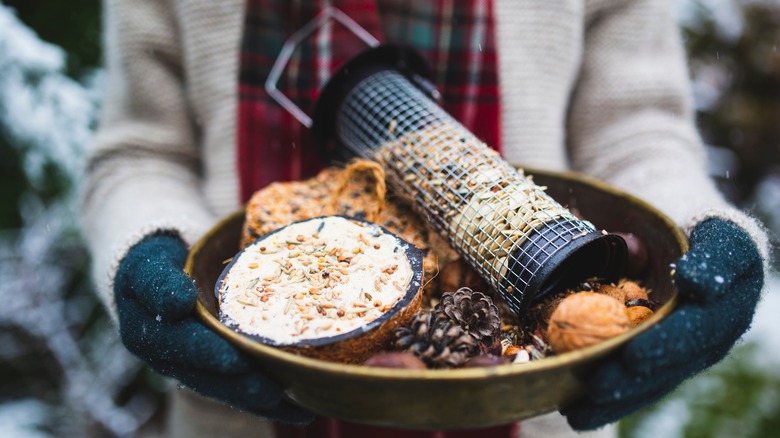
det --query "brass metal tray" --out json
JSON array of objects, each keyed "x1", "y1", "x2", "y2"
[{"x1": 186, "y1": 169, "x2": 687, "y2": 429}]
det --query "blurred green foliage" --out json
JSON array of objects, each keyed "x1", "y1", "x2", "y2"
[
  {"x1": 685, "y1": 3, "x2": 780, "y2": 201},
  {"x1": 3, "y1": 0, "x2": 101, "y2": 78},
  {"x1": 0, "y1": 132, "x2": 26, "y2": 228},
  {"x1": 0, "y1": 130, "x2": 75, "y2": 229},
  {"x1": 0, "y1": 0, "x2": 101, "y2": 230}
]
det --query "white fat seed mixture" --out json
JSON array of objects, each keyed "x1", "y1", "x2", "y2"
[{"x1": 219, "y1": 217, "x2": 414, "y2": 344}]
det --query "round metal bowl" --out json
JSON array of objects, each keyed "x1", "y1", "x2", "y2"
[{"x1": 186, "y1": 168, "x2": 687, "y2": 429}]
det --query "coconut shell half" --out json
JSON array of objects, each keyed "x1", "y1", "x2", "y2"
[{"x1": 216, "y1": 216, "x2": 424, "y2": 364}]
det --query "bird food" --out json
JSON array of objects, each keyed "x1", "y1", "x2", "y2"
[
  {"x1": 217, "y1": 215, "x2": 424, "y2": 363},
  {"x1": 376, "y1": 123, "x2": 578, "y2": 289}
]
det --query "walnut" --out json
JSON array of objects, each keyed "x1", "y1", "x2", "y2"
[
  {"x1": 546, "y1": 292, "x2": 631, "y2": 353},
  {"x1": 627, "y1": 306, "x2": 654, "y2": 327}
]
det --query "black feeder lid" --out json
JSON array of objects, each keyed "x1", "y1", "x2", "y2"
[{"x1": 311, "y1": 44, "x2": 434, "y2": 162}]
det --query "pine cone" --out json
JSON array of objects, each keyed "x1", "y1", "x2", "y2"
[
  {"x1": 435, "y1": 287, "x2": 500, "y2": 342},
  {"x1": 394, "y1": 310, "x2": 477, "y2": 368}
]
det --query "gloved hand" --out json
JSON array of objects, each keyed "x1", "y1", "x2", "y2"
[
  {"x1": 114, "y1": 232, "x2": 314, "y2": 425},
  {"x1": 562, "y1": 218, "x2": 764, "y2": 430}
]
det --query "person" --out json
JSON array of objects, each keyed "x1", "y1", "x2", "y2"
[{"x1": 80, "y1": 0, "x2": 769, "y2": 437}]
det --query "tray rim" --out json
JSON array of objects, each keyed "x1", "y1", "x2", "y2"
[{"x1": 187, "y1": 167, "x2": 687, "y2": 381}]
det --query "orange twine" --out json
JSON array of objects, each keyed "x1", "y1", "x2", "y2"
[{"x1": 331, "y1": 159, "x2": 387, "y2": 223}]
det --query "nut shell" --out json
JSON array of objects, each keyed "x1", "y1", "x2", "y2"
[
  {"x1": 620, "y1": 280, "x2": 649, "y2": 302},
  {"x1": 627, "y1": 306, "x2": 654, "y2": 327},
  {"x1": 546, "y1": 292, "x2": 631, "y2": 353}
]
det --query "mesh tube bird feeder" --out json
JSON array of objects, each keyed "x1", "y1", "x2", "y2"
[{"x1": 267, "y1": 11, "x2": 626, "y2": 314}]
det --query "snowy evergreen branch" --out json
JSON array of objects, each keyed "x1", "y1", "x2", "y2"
[{"x1": 0, "y1": 6, "x2": 155, "y2": 437}]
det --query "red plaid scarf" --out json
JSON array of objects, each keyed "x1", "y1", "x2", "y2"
[
  {"x1": 237, "y1": 0, "x2": 501, "y2": 202},
  {"x1": 238, "y1": 2, "x2": 512, "y2": 436}
]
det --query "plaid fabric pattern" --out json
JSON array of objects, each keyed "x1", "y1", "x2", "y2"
[
  {"x1": 375, "y1": 0, "x2": 501, "y2": 152},
  {"x1": 238, "y1": 3, "x2": 507, "y2": 435},
  {"x1": 238, "y1": 0, "x2": 500, "y2": 202}
]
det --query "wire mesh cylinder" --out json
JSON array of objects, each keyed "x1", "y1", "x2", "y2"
[{"x1": 314, "y1": 49, "x2": 625, "y2": 313}]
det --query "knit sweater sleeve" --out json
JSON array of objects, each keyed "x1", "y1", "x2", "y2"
[
  {"x1": 566, "y1": 0, "x2": 770, "y2": 264},
  {"x1": 80, "y1": 0, "x2": 218, "y2": 315}
]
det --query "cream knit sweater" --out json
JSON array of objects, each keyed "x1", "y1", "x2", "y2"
[{"x1": 80, "y1": 0, "x2": 768, "y2": 435}]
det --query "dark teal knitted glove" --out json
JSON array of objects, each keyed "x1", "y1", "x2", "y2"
[
  {"x1": 562, "y1": 218, "x2": 764, "y2": 430},
  {"x1": 114, "y1": 233, "x2": 314, "y2": 425}
]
